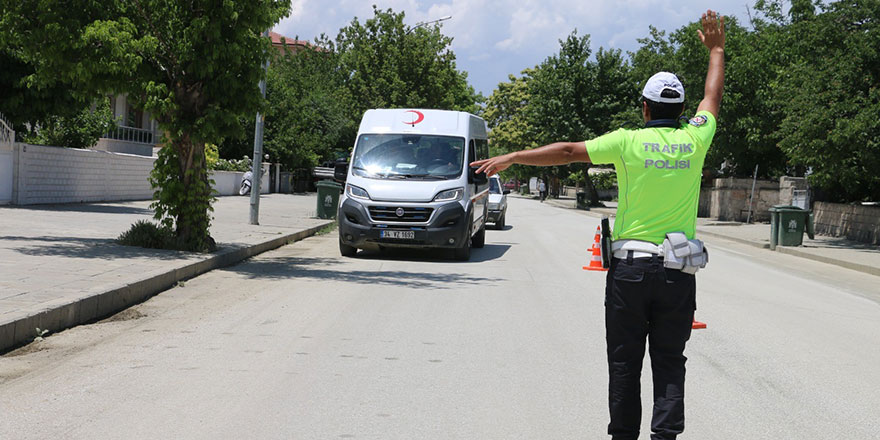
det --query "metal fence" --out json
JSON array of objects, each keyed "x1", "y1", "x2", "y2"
[
  {"x1": 0, "y1": 112, "x2": 14, "y2": 148},
  {"x1": 103, "y1": 125, "x2": 159, "y2": 145}
]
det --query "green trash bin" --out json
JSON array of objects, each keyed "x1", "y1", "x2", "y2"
[
  {"x1": 316, "y1": 180, "x2": 342, "y2": 219},
  {"x1": 769, "y1": 205, "x2": 815, "y2": 250},
  {"x1": 520, "y1": 183, "x2": 529, "y2": 195}
]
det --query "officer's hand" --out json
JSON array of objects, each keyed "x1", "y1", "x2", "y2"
[
  {"x1": 697, "y1": 10, "x2": 725, "y2": 51},
  {"x1": 471, "y1": 154, "x2": 515, "y2": 177}
]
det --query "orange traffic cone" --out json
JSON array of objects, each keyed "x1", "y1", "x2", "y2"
[
  {"x1": 692, "y1": 319, "x2": 707, "y2": 329},
  {"x1": 584, "y1": 225, "x2": 607, "y2": 271}
]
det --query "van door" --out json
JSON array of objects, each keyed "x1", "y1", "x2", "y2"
[{"x1": 468, "y1": 138, "x2": 490, "y2": 231}]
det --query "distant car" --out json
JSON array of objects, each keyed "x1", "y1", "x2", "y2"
[
  {"x1": 487, "y1": 176, "x2": 509, "y2": 229},
  {"x1": 502, "y1": 180, "x2": 517, "y2": 191}
]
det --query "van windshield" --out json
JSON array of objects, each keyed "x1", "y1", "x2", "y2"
[{"x1": 351, "y1": 134, "x2": 465, "y2": 180}]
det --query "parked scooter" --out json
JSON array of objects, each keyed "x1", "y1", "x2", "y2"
[{"x1": 239, "y1": 171, "x2": 254, "y2": 195}]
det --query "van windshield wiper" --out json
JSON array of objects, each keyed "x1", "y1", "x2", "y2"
[{"x1": 395, "y1": 173, "x2": 447, "y2": 180}]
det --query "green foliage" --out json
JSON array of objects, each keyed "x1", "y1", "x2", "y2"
[
  {"x1": 117, "y1": 219, "x2": 176, "y2": 250},
  {"x1": 150, "y1": 145, "x2": 216, "y2": 252},
  {"x1": 263, "y1": 46, "x2": 352, "y2": 170},
  {"x1": 486, "y1": 31, "x2": 632, "y2": 205},
  {"x1": 34, "y1": 328, "x2": 49, "y2": 342},
  {"x1": 211, "y1": 156, "x2": 252, "y2": 172},
  {"x1": 335, "y1": 7, "x2": 481, "y2": 118},
  {"x1": 591, "y1": 171, "x2": 618, "y2": 190},
  {"x1": 2, "y1": 0, "x2": 289, "y2": 250},
  {"x1": 770, "y1": 0, "x2": 880, "y2": 202},
  {"x1": 483, "y1": 73, "x2": 534, "y2": 183},
  {"x1": 205, "y1": 143, "x2": 219, "y2": 169},
  {"x1": 0, "y1": 49, "x2": 84, "y2": 131},
  {"x1": 218, "y1": 7, "x2": 480, "y2": 172},
  {"x1": 21, "y1": 99, "x2": 117, "y2": 149}
]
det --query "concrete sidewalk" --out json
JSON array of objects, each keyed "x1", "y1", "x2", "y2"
[
  {"x1": 538, "y1": 194, "x2": 880, "y2": 277},
  {"x1": 1, "y1": 194, "x2": 333, "y2": 352}
]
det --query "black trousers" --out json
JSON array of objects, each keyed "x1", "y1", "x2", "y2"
[{"x1": 605, "y1": 254, "x2": 696, "y2": 440}]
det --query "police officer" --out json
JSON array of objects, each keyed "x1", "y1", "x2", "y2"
[{"x1": 471, "y1": 10, "x2": 725, "y2": 440}]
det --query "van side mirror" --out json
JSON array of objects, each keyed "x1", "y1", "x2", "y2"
[
  {"x1": 469, "y1": 166, "x2": 488, "y2": 185},
  {"x1": 503, "y1": 189, "x2": 511, "y2": 195},
  {"x1": 334, "y1": 161, "x2": 349, "y2": 183}
]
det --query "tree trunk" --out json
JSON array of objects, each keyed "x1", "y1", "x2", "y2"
[
  {"x1": 173, "y1": 136, "x2": 215, "y2": 251},
  {"x1": 584, "y1": 166, "x2": 600, "y2": 206}
]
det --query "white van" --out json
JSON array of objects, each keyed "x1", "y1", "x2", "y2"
[{"x1": 336, "y1": 109, "x2": 490, "y2": 260}]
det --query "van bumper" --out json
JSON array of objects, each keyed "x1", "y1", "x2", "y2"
[{"x1": 338, "y1": 198, "x2": 469, "y2": 249}]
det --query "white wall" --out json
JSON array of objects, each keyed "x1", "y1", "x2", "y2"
[
  {"x1": 9, "y1": 143, "x2": 271, "y2": 204},
  {"x1": 0, "y1": 145, "x2": 12, "y2": 204},
  {"x1": 12, "y1": 143, "x2": 155, "y2": 205},
  {"x1": 210, "y1": 168, "x2": 269, "y2": 196}
]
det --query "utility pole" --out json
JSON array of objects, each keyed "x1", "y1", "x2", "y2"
[{"x1": 250, "y1": 29, "x2": 270, "y2": 225}]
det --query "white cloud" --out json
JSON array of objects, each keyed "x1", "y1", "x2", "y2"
[{"x1": 273, "y1": 0, "x2": 752, "y2": 95}]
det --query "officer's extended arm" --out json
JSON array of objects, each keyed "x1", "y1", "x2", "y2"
[
  {"x1": 471, "y1": 142, "x2": 589, "y2": 177},
  {"x1": 696, "y1": 10, "x2": 725, "y2": 118}
]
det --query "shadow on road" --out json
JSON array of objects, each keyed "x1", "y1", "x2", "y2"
[
  {"x1": 354, "y1": 243, "x2": 511, "y2": 264},
  {"x1": 3, "y1": 235, "x2": 190, "y2": 260},
  {"x1": 490, "y1": 224, "x2": 514, "y2": 231},
  {"x1": 226, "y1": 255, "x2": 505, "y2": 290}
]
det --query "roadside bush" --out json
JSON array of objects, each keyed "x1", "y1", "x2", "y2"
[
  {"x1": 205, "y1": 143, "x2": 220, "y2": 169},
  {"x1": 21, "y1": 99, "x2": 117, "y2": 149},
  {"x1": 117, "y1": 220, "x2": 176, "y2": 250},
  {"x1": 592, "y1": 171, "x2": 617, "y2": 190},
  {"x1": 211, "y1": 155, "x2": 252, "y2": 172}
]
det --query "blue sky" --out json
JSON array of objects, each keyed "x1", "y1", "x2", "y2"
[{"x1": 275, "y1": 1, "x2": 758, "y2": 97}]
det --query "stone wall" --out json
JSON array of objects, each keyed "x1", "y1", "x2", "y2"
[
  {"x1": 813, "y1": 202, "x2": 880, "y2": 245},
  {"x1": 707, "y1": 177, "x2": 780, "y2": 222},
  {"x1": 779, "y1": 176, "x2": 809, "y2": 207}
]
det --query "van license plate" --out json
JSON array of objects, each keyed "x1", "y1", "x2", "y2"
[{"x1": 381, "y1": 230, "x2": 415, "y2": 239}]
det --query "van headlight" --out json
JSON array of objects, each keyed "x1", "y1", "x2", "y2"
[
  {"x1": 346, "y1": 184, "x2": 371, "y2": 200},
  {"x1": 433, "y1": 187, "x2": 464, "y2": 202}
]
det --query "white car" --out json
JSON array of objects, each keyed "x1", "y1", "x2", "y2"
[{"x1": 487, "y1": 176, "x2": 508, "y2": 229}]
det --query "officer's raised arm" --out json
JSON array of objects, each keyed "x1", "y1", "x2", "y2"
[
  {"x1": 471, "y1": 142, "x2": 590, "y2": 177},
  {"x1": 696, "y1": 10, "x2": 725, "y2": 118}
]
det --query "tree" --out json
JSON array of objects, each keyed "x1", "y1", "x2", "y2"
[
  {"x1": 772, "y1": 0, "x2": 880, "y2": 201},
  {"x1": 487, "y1": 32, "x2": 633, "y2": 204},
  {"x1": 262, "y1": 44, "x2": 353, "y2": 171},
  {"x1": 483, "y1": 73, "x2": 534, "y2": 183},
  {"x1": 3, "y1": 0, "x2": 290, "y2": 251},
  {"x1": 0, "y1": 1, "x2": 125, "y2": 131},
  {"x1": 334, "y1": 6, "x2": 481, "y2": 124},
  {"x1": 627, "y1": 15, "x2": 791, "y2": 179},
  {"x1": 20, "y1": 99, "x2": 117, "y2": 149}
]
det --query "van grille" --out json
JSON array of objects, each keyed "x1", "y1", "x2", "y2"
[{"x1": 368, "y1": 206, "x2": 434, "y2": 223}]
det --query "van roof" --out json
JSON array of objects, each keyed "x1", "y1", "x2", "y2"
[{"x1": 358, "y1": 109, "x2": 487, "y2": 138}]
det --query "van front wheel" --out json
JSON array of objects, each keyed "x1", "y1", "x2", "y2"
[
  {"x1": 339, "y1": 239, "x2": 357, "y2": 257},
  {"x1": 454, "y1": 225, "x2": 472, "y2": 261},
  {"x1": 472, "y1": 223, "x2": 485, "y2": 248}
]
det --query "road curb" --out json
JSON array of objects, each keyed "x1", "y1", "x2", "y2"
[
  {"x1": 698, "y1": 229, "x2": 880, "y2": 277},
  {"x1": 0, "y1": 221, "x2": 335, "y2": 354},
  {"x1": 540, "y1": 198, "x2": 880, "y2": 279}
]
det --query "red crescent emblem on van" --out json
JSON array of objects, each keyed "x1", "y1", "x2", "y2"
[{"x1": 404, "y1": 110, "x2": 425, "y2": 126}]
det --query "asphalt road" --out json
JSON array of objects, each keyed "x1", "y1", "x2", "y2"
[{"x1": 2, "y1": 196, "x2": 878, "y2": 439}]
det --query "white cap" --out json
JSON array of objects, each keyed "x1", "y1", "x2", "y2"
[{"x1": 641, "y1": 72, "x2": 685, "y2": 104}]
